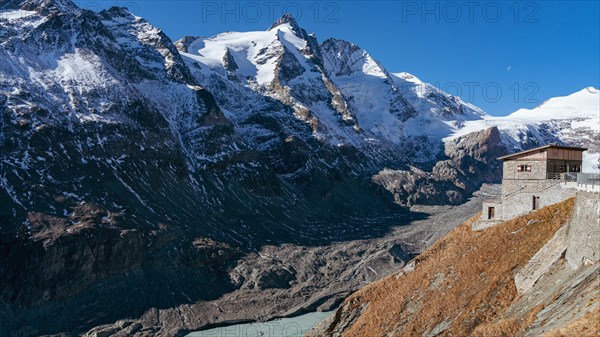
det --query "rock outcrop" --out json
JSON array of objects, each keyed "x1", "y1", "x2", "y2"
[
  {"x1": 373, "y1": 127, "x2": 508, "y2": 206},
  {"x1": 565, "y1": 191, "x2": 600, "y2": 268},
  {"x1": 514, "y1": 225, "x2": 569, "y2": 295}
]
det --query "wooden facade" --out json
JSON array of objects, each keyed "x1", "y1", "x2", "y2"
[
  {"x1": 499, "y1": 144, "x2": 587, "y2": 180},
  {"x1": 499, "y1": 144, "x2": 587, "y2": 162},
  {"x1": 546, "y1": 147, "x2": 583, "y2": 161}
]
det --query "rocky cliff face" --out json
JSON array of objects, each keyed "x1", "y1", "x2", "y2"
[
  {"x1": 0, "y1": 3, "x2": 240, "y2": 334},
  {"x1": 565, "y1": 191, "x2": 600, "y2": 267},
  {"x1": 373, "y1": 127, "x2": 508, "y2": 206}
]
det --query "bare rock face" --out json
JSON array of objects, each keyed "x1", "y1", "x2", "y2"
[
  {"x1": 0, "y1": 205, "x2": 240, "y2": 336},
  {"x1": 373, "y1": 127, "x2": 509, "y2": 206},
  {"x1": 255, "y1": 267, "x2": 297, "y2": 290},
  {"x1": 565, "y1": 191, "x2": 600, "y2": 268},
  {"x1": 514, "y1": 225, "x2": 569, "y2": 295}
]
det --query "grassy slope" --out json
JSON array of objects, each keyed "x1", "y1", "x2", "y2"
[
  {"x1": 545, "y1": 307, "x2": 600, "y2": 337},
  {"x1": 337, "y1": 198, "x2": 578, "y2": 337}
]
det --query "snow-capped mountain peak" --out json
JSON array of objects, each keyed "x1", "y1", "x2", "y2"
[
  {"x1": 508, "y1": 86, "x2": 599, "y2": 122},
  {"x1": 391, "y1": 72, "x2": 486, "y2": 119},
  {"x1": 321, "y1": 38, "x2": 387, "y2": 79},
  {"x1": 178, "y1": 28, "x2": 301, "y2": 85},
  {"x1": 176, "y1": 13, "x2": 317, "y2": 86},
  {"x1": 176, "y1": 16, "x2": 369, "y2": 145},
  {"x1": 394, "y1": 72, "x2": 423, "y2": 84},
  {"x1": 7, "y1": 0, "x2": 79, "y2": 15},
  {"x1": 268, "y1": 12, "x2": 302, "y2": 33}
]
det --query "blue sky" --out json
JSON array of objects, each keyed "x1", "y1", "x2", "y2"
[{"x1": 86, "y1": 1, "x2": 599, "y2": 116}]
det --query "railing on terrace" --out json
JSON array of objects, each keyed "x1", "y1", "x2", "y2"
[
  {"x1": 563, "y1": 172, "x2": 578, "y2": 182},
  {"x1": 547, "y1": 172, "x2": 579, "y2": 182},
  {"x1": 577, "y1": 173, "x2": 600, "y2": 190}
]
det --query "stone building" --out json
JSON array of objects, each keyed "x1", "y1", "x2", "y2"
[{"x1": 477, "y1": 144, "x2": 587, "y2": 228}]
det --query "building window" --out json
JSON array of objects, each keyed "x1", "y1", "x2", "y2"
[{"x1": 517, "y1": 165, "x2": 532, "y2": 172}]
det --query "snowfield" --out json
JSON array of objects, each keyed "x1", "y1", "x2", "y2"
[{"x1": 444, "y1": 87, "x2": 600, "y2": 171}]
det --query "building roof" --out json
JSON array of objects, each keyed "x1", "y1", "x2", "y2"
[{"x1": 498, "y1": 144, "x2": 588, "y2": 161}]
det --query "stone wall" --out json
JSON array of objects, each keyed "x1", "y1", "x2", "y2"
[
  {"x1": 503, "y1": 160, "x2": 547, "y2": 180},
  {"x1": 476, "y1": 157, "x2": 585, "y2": 229},
  {"x1": 472, "y1": 200, "x2": 504, "y2": 230},
  {"x1": 565, "y1": 191, "x2": 600, "y2": 268},
  {"x1": 500, "y1": 179, "x2": 577, "y2": 220},
  {"x1": 481, "y1": 200, "x2": 502, "y2": 220}
]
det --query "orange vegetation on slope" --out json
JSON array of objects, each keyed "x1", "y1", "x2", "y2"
[
  {"x1": 544, "y1": 307, "x2": 600, "y2": 337},
  {"x1": 340, "y1": 198, "x2": 575, "y2": 337}
]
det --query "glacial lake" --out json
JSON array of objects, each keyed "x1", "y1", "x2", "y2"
[{"x1": 186, "y1": 310, "x2": 334, "y2": 337}]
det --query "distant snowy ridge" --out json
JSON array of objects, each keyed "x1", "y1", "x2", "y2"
[
  {"x1": 510, "y1": 87, "x2": 599, "y2": 121},
  {"x1": 445, "y1": 87, "x2": 600, "y2": 171}
]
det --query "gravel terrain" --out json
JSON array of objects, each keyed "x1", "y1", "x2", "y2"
[{"x1": 83, "y1": 185, "x2": 500, "y2": 337}]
